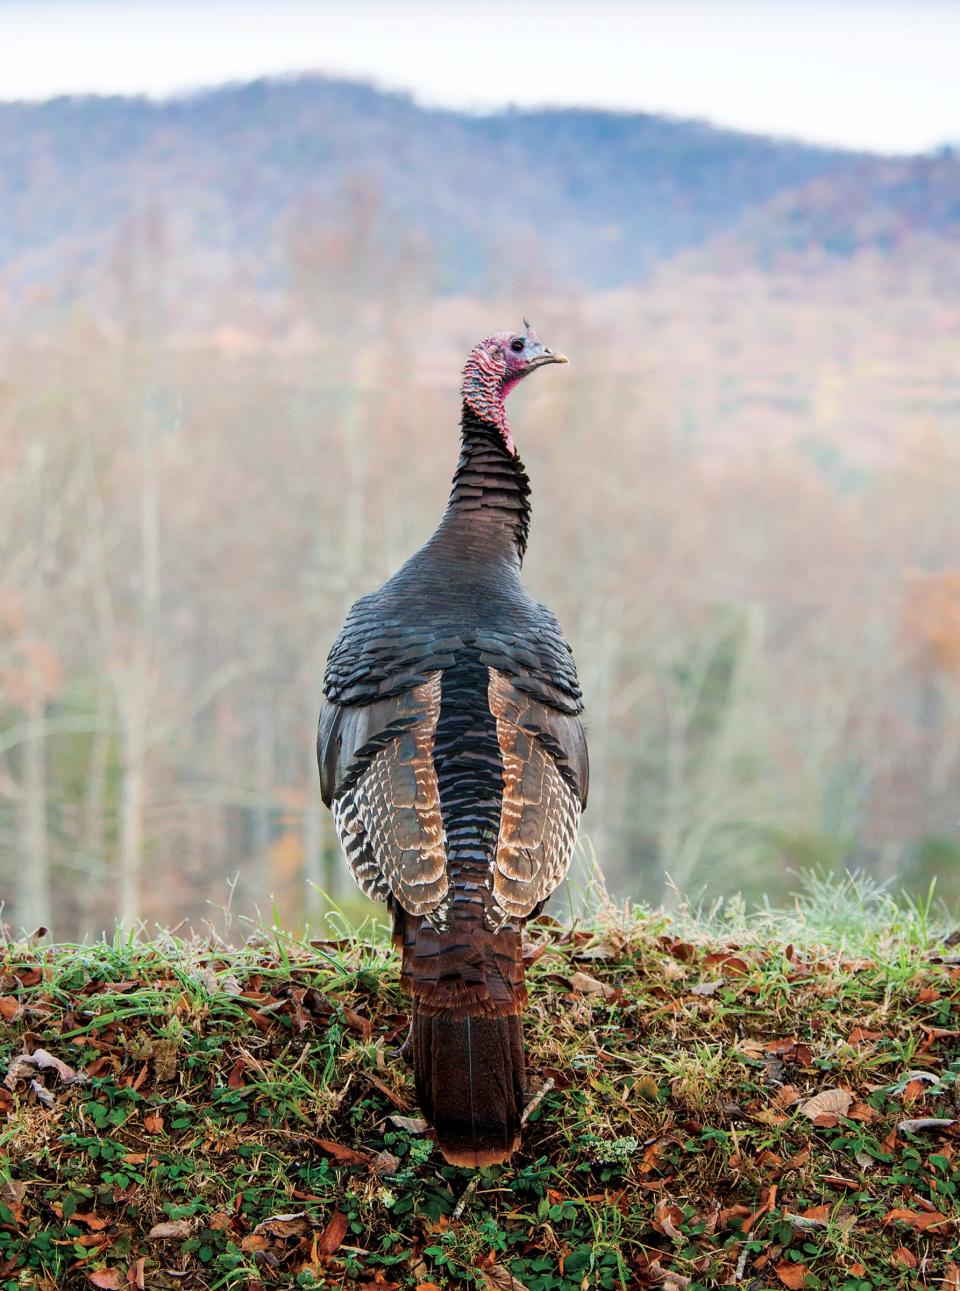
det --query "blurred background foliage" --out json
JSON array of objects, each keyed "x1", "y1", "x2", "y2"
[{"x1": 1, "y1": 78, "x2": 960, "y2": 938}]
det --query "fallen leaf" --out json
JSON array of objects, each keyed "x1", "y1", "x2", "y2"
[
  {"x1": 898, "y1": 1118, "x2": 955, "y2": 1134},
  {"x1": 255, "y1": 1212, "x2": 310, "y2": 1238},
  {"x1": 0, "y1": 997, "x2": 22, "y2": 1021},
  {"x1": 316, "y1": 1210, "x2": 348, "y2": 1256},
  {"x1": 5, "y1": 1047, "x2": 86, "y2": 1089},
  {"x1": 775, "y1": 1261, "x2": 809, "y2": 1288},
  {"x1": 370, "y1": 1150, "x2": 401, "y2": 1176},
  {"x1": 801, "y1": 1204, "x2": 831, "y2": 1223},
  {"x1": 848, "y1": 1026, "x2": 886, "y2": 1046},
  {"x1": 689, "y1": 979, "x2": 724, "y2": 997},
  {"x1": 703, "y1": 953, "x2": 750, "y2": 977},
  {"x1": 387, "y1": 1114, "x2": 429, "y2": 1134},
  {"x1": 652, "y1": 1200, "x2": 684, "y2": 1239},
  {"x1": 478, "y1": 1266, "x2": 531, "y2": 1291},
  {"x1": 568, "y1": 971, "x2": 615, "y2": 999},
  {"x1": 645, "y1": 1261, "x2": 691, "y2": 1289},
  {"x1": 882, "y1": 1207, "x2": 952, "y2": 1232},
  {"x1": 147, "y1": 1220, "x2": 193, "y2": 1240},
  {"x1": 313, "y1": 1138, "x2": 371, "y2": 1166},
  {"x1": 902, "y1": 1078, "x2": 927, "y2": 1104},
  {"x1": 846, "y1": 1102, "x2": 878, "y2": 1122},
  {"x1": 142, "y1": 1112, "x2": 164, "y2": 1134},
  {"x1": 798, "y1": 1088, "x2": 852, "y2": 1121},
  {"x1": 240, "y1": 1233, "x2": 270, "y2": 1253},
  {"x1": 891, "y1": 1246, "x2": 917, "y2": 1268},
  {"x1": 71, "y1": 1211, "x2": 111, "y2": 1231},
  {"x1": 743, "y1": 1184, "x2": 777, "y2": 1234},
  {"x1": 87, "y1": 1273, "x2": 122, "y2": 1290}
]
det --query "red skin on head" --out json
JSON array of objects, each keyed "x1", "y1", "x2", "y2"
[{"x1": 460, "y1": 323, "x2": 553, "y2": 456}]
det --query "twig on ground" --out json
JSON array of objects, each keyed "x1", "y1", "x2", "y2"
[
  {"x1": 452, "y1": 1175, "x2": 480, "y2": 1220},
  {"x1": 521, "y1": 1076, "x2": 555, "y2": 1126}
]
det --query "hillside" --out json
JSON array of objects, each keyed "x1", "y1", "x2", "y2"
[
  {"x1": 0, "y1": 76, "x2": 858, "y2": 295},
  {"x1": 1, "y1": 878, "x2": 959, "y2": 1290}
]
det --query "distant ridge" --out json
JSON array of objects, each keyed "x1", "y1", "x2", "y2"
[{"x1": 0, "y1": 74, "x2": 864, "y2": 296}]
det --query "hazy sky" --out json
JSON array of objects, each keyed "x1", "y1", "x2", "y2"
[{"x1": 0, "y1": 0, "x2": 957, "y2": 153}]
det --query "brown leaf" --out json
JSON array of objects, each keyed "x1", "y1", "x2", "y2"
[
  {"x1": 848, "y1": 1026, "x2": 886, "y2": 1046},
  {"x1": 765, "y1": 1037, "x2": 813, "y2": 1065},
  {"x1": 316, "y1": 1210, "x2": 348, "y2": 1256},
  {"x1": 361, "y1": 1069, "x2": 411, "y2": 1110},
  {"x1": 743, "y1": 1184, "x2": 777, "y2": 1234},
  {"x1": 568, "y1": 971, "x2": 615, "y2": 999},
  {"x1": 943, "y1": 1263, "x2": 960, "y2": 1290},
  {"x1": 847, "y1": 1102, "x2": 878, "y2": 1122},
  {"x1": 313, "y1": 1138, "x2": 371, "y2": 1166},
  {"x1": 716, "y1": 1204, "x2": 753, "y2": 1229},
  {"x1": 71, "y1": 1211, "x2": 111, "y2": 1231},
  {"x1": 255, "y1": 1212, "x2": 310, "y2": 1238},
  {"x1": 240, "y1": 1233, "x2": 270, "y2": 1253},
  {"x1": 370, "y1": 1150, "x2": 401, "y2": 1176},
  {"x1": 416, "y1": 1284, "x2": 444, "y2": 1291},
  {"x1": 0, "y1": 997, "x2": 22, "y2": 1021},
  {"x1": 801, "y1": 1204, "x2": 831, "y2": 1223},
  {"x1": 891, "y1": 1247, "x2": 917, "y2": 1268},
  {"x1": 147, "y1": 1219, "x2": 193, "y2": 1240},
  {"x1": 128, "y1": 1257, "x2": 146, "y2": 1290},
  {"x1": 142, "y1": 1112, "x2": 164, "y2": 1134},
  {"x1": 703, "y1": 953, "x2": 750, "y2": 976},
  {"x1": 667, "y1": 940, "x2": 697, "y2": 963},
  {"x1": 798, "y1": 1088, "x2": 852, "y2": 1121},
  {"x1": 339, "y1": 1004, "x2": 373, "y2": 1039},
  {"x1": 227, "y1": 1057, "x2": 247, "y2": 1089},
  {"x1": 478, "y1": 1266, "x2": 531, "y2": 1291},
  {"x1": 902, "y1": 1078, "x2": 927, "y2": 1104},
  {"x1": 689, "y1": 979, "x2": 724, "y2": 997},
  {"x1": 882, "y1": 1207, "x2": 952, "y2": 1232},
  {"x1": 5, "y1": 1047, "x2": 86, "y2": 1089},
  {"x1": 87, "y1": 1274, "x2": 123, "y2": 1290},
  {"x1": 652, "y1": 1200, "x2": 684, "y2": 1239},
  {"x1": 775, "y1": 1262, "x2": 809, "y2": 1289},
  {"x1": 387, "y1": 1114, "x2": 429, "y2": 1133}
]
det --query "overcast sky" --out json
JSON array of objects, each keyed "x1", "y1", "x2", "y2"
[{"x1": 0, "y1": 0, "x2": 957, "y2": 154}]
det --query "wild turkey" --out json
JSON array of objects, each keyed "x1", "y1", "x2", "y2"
[{"x1": 317, "y1": 321, "x2": 588, "y2": 1167}]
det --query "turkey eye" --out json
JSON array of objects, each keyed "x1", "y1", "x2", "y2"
[{"x1": 510, "y1": 338, "x2": 525, "y2": 353}]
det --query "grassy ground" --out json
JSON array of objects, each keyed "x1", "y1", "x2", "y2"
[{"x1": 1, "y1": 872, "x2": 959, "y2": 1291}]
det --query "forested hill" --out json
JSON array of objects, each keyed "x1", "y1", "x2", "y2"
[{"x1": 0, "y1": 75, "x2": 862, "y2": 294}]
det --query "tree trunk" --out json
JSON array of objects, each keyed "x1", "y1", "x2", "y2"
[
  {"x1": 118, "y1": 705, "x2": 146, "y2": 927},
  {"x1": 19, "y1": 687, "x2": 49, "y2": 932}
]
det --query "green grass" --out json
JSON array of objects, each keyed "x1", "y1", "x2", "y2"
[{"x1": 1, "y1": 873, "x2": 959, "y2": 1290}]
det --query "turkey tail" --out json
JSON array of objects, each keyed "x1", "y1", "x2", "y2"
[
  {"x1": 413, "y1": 1007, "x2": 524, "y2": 1167},
  {"x1": 398, "y1": 913, "x2": 527, "y2": 1167}
]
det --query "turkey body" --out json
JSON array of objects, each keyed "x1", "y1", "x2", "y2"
[{"x1": 318, "y1": 403, "x2": 588, "y2": 1167}]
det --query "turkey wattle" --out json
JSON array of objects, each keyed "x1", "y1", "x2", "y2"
[{"x1": 318, "y1": 322, "x2": 588, "y2": 1167}]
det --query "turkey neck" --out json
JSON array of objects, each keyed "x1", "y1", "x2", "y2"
[{"x1": 429, "y1": 405, "x2": 531, "y2": 569}]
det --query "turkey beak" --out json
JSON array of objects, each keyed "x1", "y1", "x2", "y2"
[{"x1": 530, "y1": 349, "x2": 568, "y2": 368}]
